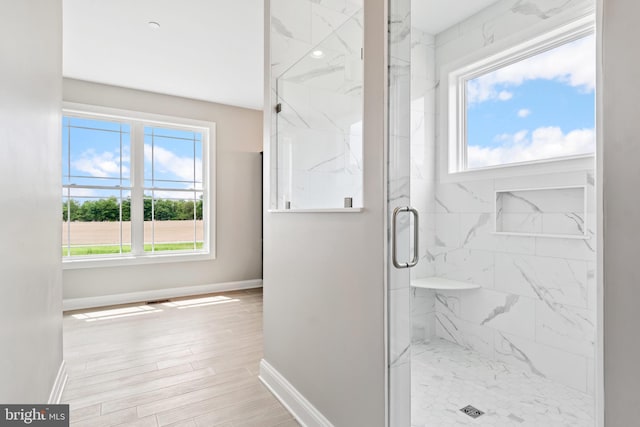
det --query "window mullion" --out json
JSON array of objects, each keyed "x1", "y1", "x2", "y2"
[
  {"x1": 458, "y1": 78, "x2": 467, "y2": 172},
  {"x1": 61, "y1": 107, "x2": 214, "y2": 262},
  {"x1": 130, "y1": 122, "x2": 145, "y2": 255}
]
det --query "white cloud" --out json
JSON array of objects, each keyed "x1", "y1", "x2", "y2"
[
  {"x1": 468, "y1": 126, "x2": 595, "y2": 169},
  {"x1": 467, "y1": 34, "x2": 595, "y2": 104},
  {"x1": 73, "y1": 149, "x2": 129, "y2": 178},
  {"x1": 498, "y1": 91, "x2": 513, "y2": 101},
  {"x1": 518, "y1": 108, "x2": 531, "y2": 118},
  {"x1": 144, "y1": 145, "x2": 202, "y2": 186}
]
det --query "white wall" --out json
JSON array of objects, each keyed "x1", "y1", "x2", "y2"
[
  {"x1": 62, "y1": 79, "x2": 263, "y2": 300},
  {"x1": 601, "y1": 0, "x2": 640, "y2": 424},
  {"x1": 262, "y1": 1, "x2": 387, "y2": 425},
  {"x1": 0, "y1": 0, "x2": 64, "y2": 402}
]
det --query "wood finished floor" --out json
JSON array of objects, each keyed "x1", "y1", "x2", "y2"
[{"x1": 62, "y1": 288, "x2": 299, "y2": 427}]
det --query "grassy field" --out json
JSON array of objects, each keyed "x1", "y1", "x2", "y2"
[{"x1": 62, "y1": 242, "x2": 204, "y2": 257}]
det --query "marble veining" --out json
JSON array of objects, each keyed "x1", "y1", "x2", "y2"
[
  {"x1": 436, "y1": 293, "x2": 461, "y2": 316},
  {"x1": 495, "y1": 333, "x2": 545, "y2": 377},
  {"x1": 285, "y1": 62, "x2": 346, "y2": 85},
  {"x1": 271, "y1": 16, "x2": 294, "y2": 39},
  {"x1": 496, "y1": 187, "x2": 589, "y2": 237},
  {"x1": 481, "y1": 294, "x2": 519, "y2": 325},
  {"x1": 498, "y1": 191, "x2": 543, "y2": 213},
  {"x1": 511, "y1": 257, "x2": 586, "y2": 310},
  {"x1": 482, "y1": 22, "x2": 496, "y2": 46},
  {"x1": 310, "y1": 0, "x2": 362, "y2": 16},
  {"x1": 511, "y1": 0, "x2": 575, "y2": 19},
  {"x1": 435, "y1": 196, "x2": 451, "y2": 213},
  {"x1": 412, "y1": 339, "x2": 595, "y2": 427},
  {"x1": 392, "y1": 344, "x2": 411, "y2": 368},
  {"x1": 462, "y1": 213, "x2": 491, "y2": 246}
]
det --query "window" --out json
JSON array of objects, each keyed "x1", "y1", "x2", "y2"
[
  {"x1": 445, "y1": 19, "x2": 595, "y2": 175},
  {"x1": 62, "y1": 104, "x2": 214, "y2": 265}
]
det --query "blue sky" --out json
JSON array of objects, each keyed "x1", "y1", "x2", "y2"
[
  {"x1": 62, "y1": 117, "x2": 202, "y2": 201},
  {"x1": 465, "y1": 34, "x2": 596, "y2": 169}
]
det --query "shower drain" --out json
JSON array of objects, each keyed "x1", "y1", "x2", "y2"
[{"x1": 460, "y1": 405, "x2": 484, "y2": 419}]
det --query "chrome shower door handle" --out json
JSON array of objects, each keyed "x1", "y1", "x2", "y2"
[
  {"x1": 407, "y1": 207, "x2": 419, "y2": 267},
  {"x1": 392, "y1": 206, "x2": 419, "y2": 269}
]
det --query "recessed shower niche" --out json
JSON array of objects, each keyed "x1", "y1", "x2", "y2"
[{"x1": 274, "y1": 8, "x2": 363, "y2": 210}]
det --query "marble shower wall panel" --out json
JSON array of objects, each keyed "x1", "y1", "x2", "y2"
[
  {"x1": 418, "y1": 0, "x2": 598, "y2": 395},
  {"x1": 409, "y1": 28, "x2": 437, "y2": 344},
  {"x1": 435, "y1": 0, "x2": 594, "y2": 66},
  {"x1": 435, "y1": 310, "x2": 495, "y2": 358},
  {"x1": 494, "y1": 253, "x2": 589, "y2": 308},
  {"x1": 411, "y1": 287, "x2": 435, "y2": 344},
  {"x1": 429, "y1": 176, "x2": 596, "y2": 394},
  {"x1": 435, "y1": 181, "x2": 494, "y2": 214},
  {"x1": 271, "y1": 0, "x2": 364, "y2": 209},
  {"x1": 435, "y1": 248, "x2": 495, "y2": 289},
  {"x1": 276, "y1": 120, "x2": 363, "y2": 208},
  {"x1": 272, "y1": 0, "x2": 363, "y2": 61}
]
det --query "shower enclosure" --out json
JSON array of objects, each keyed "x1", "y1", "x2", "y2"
[{"x1": 395, "y1": 0, "x2": 601, "y2": 425}]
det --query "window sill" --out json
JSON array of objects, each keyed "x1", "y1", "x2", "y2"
[
  {"x1": 62, "y1": 251, "x2": 214, "y2": 270},
  {"x1": 440, "y1": 155, "x2": 595, "y2": 183},
  {"x1": 268, "y1": 208, "x2": 364, "y2": 213}
]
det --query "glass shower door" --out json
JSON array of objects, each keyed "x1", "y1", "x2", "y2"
[
  {"x1": 387, "y1": 0, "x2": 413, "y2": 425},
  {"x1": 392, "y1": 0, "x2": 599, "y2": 426}
]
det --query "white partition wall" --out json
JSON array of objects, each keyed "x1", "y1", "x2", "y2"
[
  {"x1": 0, "y1": 0, "x2": 65, "y2": 403},
  {"x1": 261, "y1": 1, "x2": 389, "y2": 425}
]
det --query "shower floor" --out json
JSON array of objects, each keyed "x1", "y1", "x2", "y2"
[{"x1": 411, "y1": 339, "x2": 594, "y2": 426}]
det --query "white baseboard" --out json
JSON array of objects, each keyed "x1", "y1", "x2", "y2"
[
  {"x1": 259, "y1": 359, "x2": 334, "y2": 427},
  {"x1": 63, "y1": 279, "x2": 263, "y2": 311},
  {"x1": 48, "y1": 360, "x2": 67, "y2": 404}
]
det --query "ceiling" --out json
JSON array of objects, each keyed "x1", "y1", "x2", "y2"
[
  {"x1": 412, "y1": 0, "x2": 499, "y2": 35},
  {"x1": 63, "y1": 1, "x2": 498, "y2": 110},
  {"x1": 63, "y1": 0, "x2": 264, "y2": 110}
]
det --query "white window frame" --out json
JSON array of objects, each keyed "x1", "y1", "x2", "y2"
[
  {"x1": 438, "y1": 13, "x2": 596, "y2": 183},
  {"x1": 62, "y1": 102, "x2": 216, "y2": 269}
]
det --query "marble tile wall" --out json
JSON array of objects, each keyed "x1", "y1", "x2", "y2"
[
  {"x1": 410, "y1": 28, "x2": 437, "y2": 345},
  {"x1": 411, "y1": 0, "x2": 597, "y2": 396},
  {"x1": 271, "y1": 0, "x2": 364, "y2": 209},
  {"x1": 430, "y1": 177, "x2": 596, "y2": 395},
  {"x1": 435, "y1": 0, "x2": 595, "y2": 66}
]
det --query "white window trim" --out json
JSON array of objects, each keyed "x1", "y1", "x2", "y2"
[
  {"x1": 438, "y1": 12, "x2": 596, "y2": 183},
  {"x1": 62, "y1": 102, "x2": 216, "y2": 269}
]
